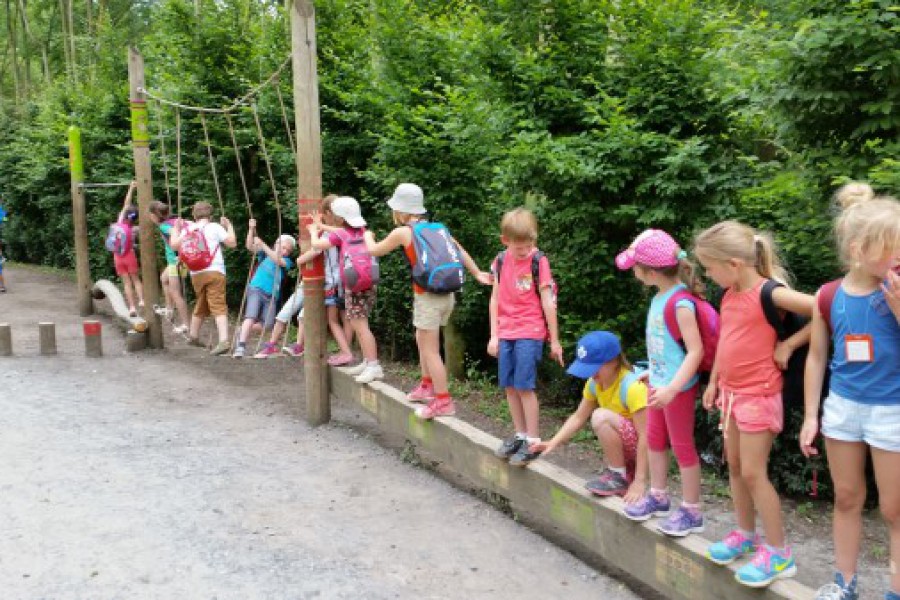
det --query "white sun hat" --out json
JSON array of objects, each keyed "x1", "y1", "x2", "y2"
[
  {"x1": 387, "y1": 183, "x2": 426, "y2": 215},
  {"x1": 331, "y1": 196, "x2": 366, "y2": 227}
]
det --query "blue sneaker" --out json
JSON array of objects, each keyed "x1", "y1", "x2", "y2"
[
  {"x1": 885, "y1": 591, "x2": 899, "y2": 600},
  {"x1": 814, "y1": 573, "x2": 858, "y2": 600},
  {"x1": 623, "y1": 493, "x2": 670, "y2": 522},
  {"x1": 736, "y1": 544, "x2": 796, "y2": 588},
  {"x1": 657, "y1": 506, "x2": 704, "y2": 537},
  {"x1": 707, "y1": 529, "x2": 758, "y2": 565}
]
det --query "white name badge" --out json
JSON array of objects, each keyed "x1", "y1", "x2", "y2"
[{"x1": 845, "y1": 334, "x2": 874, "y2": 363}]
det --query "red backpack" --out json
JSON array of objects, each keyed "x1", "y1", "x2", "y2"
[
  {"x1": 816, "y1": 278, "x2": 843, "y2": 333},
  {"x1": 179, "y1": 224, "x2": 219, "y2": 271},
  {"x1": 663, "y1": 289, "x2": 720, "y2": 375},
  {"x1": 335, "y1": 228, "x2": 379, "y2": 293}
]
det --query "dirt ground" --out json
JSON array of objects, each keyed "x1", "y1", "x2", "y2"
[{"x1": 0, "y1": 265, "x2": 637, "y2": 599}]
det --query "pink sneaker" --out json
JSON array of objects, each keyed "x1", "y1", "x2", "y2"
[
  {"x1": 282, "y1": 343, "x2": 304, "y2": 357},
  {"x1": 254, "y1": 343, "x2": 279, "y2": 359},
  {"x1": 406, "y1": 382, "x2": 435, "y2": 402},
  {"x1": 327, "y1": 352, "x2": 353, "y2": 366},
  {"x1": 416, "y1": 396, "x2": 456, "y2": 420}
]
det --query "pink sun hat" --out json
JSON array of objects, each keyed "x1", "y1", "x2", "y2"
[{"x1": 615, "y1": 229, "x2": 685, "y2": 270}]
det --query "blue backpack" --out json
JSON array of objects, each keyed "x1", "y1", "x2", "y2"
[
  {"x1": 408, "y1": 222, "x2": 465, "y2": 293},
  {"x1": 587, "y1": 370, "x2": 644, "y2": 412}
]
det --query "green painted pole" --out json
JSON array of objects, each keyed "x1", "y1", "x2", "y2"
[{"x1": 68, "y1": 125, "x2": 93, "y2": 316}]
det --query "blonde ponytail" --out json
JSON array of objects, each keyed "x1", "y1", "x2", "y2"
[{"x1": 694, "y1": 220, "x2": 791, "y2": 286}]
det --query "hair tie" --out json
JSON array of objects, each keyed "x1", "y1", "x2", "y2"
[
  {"x1": 753, "y1": 234, "x2": 762, "y2": 244},
  {"x1": 677, "y1": 249, "x2": 688, "y2": 260}
]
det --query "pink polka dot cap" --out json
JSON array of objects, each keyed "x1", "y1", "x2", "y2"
[{"x1": 615, "y1": 229, "x2": 685, "y2": 270}]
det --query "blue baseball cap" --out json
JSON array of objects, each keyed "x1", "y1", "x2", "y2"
[{"x1": 566, "y1": 331, "x2": 622, "y2": 379}]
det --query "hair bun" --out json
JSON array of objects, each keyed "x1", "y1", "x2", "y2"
[{"x1": 835, "y1": 181, "x2": 875, "y2": 210}]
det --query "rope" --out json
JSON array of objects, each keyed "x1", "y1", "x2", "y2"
[
  {"x1": 274, "y1": 76, "x2": 296, "y2": 158},
  {"x1": 78, "y1": 182, "x2": 132, "y2": 188},
  {"x1": 224, "y1": 112, "x2": 253, "y2": 220},
  {"x1": 175, "y1": 108, "x2": 183, "y2": 217},
  {"x1": 154, "y1": 100, "x2": 173, "y2": 206},
  {"x1": 199, "y1": 112, "x2": 226, "y2": 215}
]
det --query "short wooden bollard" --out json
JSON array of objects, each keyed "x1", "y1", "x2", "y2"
[
  {"x1": 39, "y1": 322, "x2": 57, "y2": 356},
  {"x1": 83, "y1": 320, "x2": 102, "y2": 357},
  {"x1": 0, "y1": 323, "x2": 11, "y2": 356}
]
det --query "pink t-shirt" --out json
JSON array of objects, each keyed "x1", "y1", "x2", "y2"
[
  {"x1": 716, "y1": 280, "x2": 783, "y2": 395},
  {"x1": 491, "y1": 249, "x2": 554, "y2": 341}
]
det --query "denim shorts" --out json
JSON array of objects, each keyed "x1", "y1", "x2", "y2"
[
  {"x1": 821, "y1": 391, "x2": 900, "y2": 452},
  {"x1": 245, "y1": 287, "x2": 276, "y2": 329},
  {"x1": 498, "y1": 338, "x2": 544, "y2": 390},
  {"x1": 276, "y1": 290, "x2": 304, "y2": 323}
]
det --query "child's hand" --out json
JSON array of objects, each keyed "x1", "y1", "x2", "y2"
[
  {"x1": 799, "y1": 418, "x2": 819, "y2": 457},
  {"x1": 129, "y1": 180, "x2": 138, "y2": 190},
  {"x1": 882, "y1": 269, "x2": 900, "y2": 322},
  {"x1": 252, "y1": 236, "x2": 263, "y2": 249},
  {"x1": 701, "y1": 385, "x2": 718, "y2": 411},
  {"x1": 623, "y1": 479, "x2": 646, "y2": 504},
  {"x1": 311, "y1": 211, "x2": 323, "y2": 226},
  {"x1": 220, "y1": 216, "x2": 231, "y2": 227},
  {"x1": 248, "y1": 218, "x2": 257, "y2": 229},
  {"x1": 773, "y1": 340, "x2": 793, "y2": 370},
  {"x1": 549, "y1": 341, "x2": 564, "y2": 367},
  {"x1": 648, "y1": 385, "x2": 676, "y2": 409},
  {"x1": 307, "y1": 223, "x2": 319, "y2": 236},
  {"x1": 487, "y1": 336, "x2": 499, "y2": 357},
  {"x1": 475, "y1": 270, "x2": 493, "y2": 286},
  {"x1": 529, "y1": 440, "x2": 554, "y2": 456}
]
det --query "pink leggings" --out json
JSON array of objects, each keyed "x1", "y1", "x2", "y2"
[{"x1": 647, "y1": 385, "x2": 700, "y2": 468}]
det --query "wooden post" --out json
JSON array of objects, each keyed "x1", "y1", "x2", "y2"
[
  {"x1": 0, "y1": 323, "x2": 11, "y2": 356},
  {"x1": 292, "y1": 0, "x2": 329, "y2": 425},
  {"x1": 39, "y1": 322, "x2": 57, "y2": 355},
  {"x1": 127, "y1": 47, "x2": 164, "y2": 350},
  {"x1": 68, "y1": 125, "x2": 93, "y2": 316}
]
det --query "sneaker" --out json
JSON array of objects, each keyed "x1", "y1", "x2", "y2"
[
  {"x1": 255, "y1": 343, "x2": 279, "y2": 359},
  {"x1": 707, "y1": 530, "x2": 759, "y2": 565},
  {"x1": 657, "y1": 506, "x2": 705, "y2": 537},
  {"x1": 210, "y1": 341, "x2": 231, "y2": 356},
  {"x1": 327, "y1": 352, "x2": 353, "y2": 366},
  {"x1": 173, "y1": 324, "x2": 188, "y2": 335},
  {"x1": 585, "y1": 468, "x2": 629, "y2": 497},
  {"x1": 623, "y1": 493, "x2": 671, "y2": 522},
  {"x1": 735, "y1": 544, "x2": 796, "y2": 588},
  {"x1": 344, "y1": 362, "x2": 368, "y2": 376},
  {"x1": 153, "y1": 305, "x2": 173, "y2": 318},
  {"x1": 0, "y1": 286, "x2": 7, "y2": 292},
  {"x1": 187, "y1": 337, "x2": 204, "y2": 348},
  {"x1": 509, "y1": 442, "x2": 541, "y2": 467},
  {"x1": 885, "y1": 591, "x2": 900, "y2": 600},
  {"x1": 407, "y1": 382, "x2": 435, "y2": 403},
  {"x1": 282, "y1": 343, "x2": 304, "y2": 357},
  {"x1": 129, "y1": 308, "x2": 138, "y2": 317},
  {"x1": 494, "y1": 436, "x2": 524, "y2": 460},
  {"x1": 355, "y1": 364, "x2": 384, "y2": 384},
  {"x1": 814, "y1": 573, "x2": 858, "y2": 600},
  {"x1": 232, "y1": 345, "x2": 246, "y2": 358},
  {"x1": 416, "y1": 396, "x2": 456, "y2": 420}
]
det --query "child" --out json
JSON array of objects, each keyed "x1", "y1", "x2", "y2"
[
  {"x1": 148, "y1": 200, "x2": 190, "y2": 334},
  {"x1": 309, "y1": 196, "x2": 380, "y2": 383},
  {"x1": 233, "y1": 219, "x2": 295, "y2": 358},
  {"x1": 363, "y1": 183, "x2": 492, "y2": 419},
  {"x1": 693, "y1": 221, "x2": 813, "y2": 587},
  {"x1": 115, "y1": 182, "x2": 144, "y2": 316},
  {"x1": 614, "y1": 229, "x2": 705, "y2": 535},
  {"x1": 170, "y1": 201, "x2": 237, "y2": 355},
  {"x1": 801, "y1": 184, "x2": 900, "y2": 600},
  {"x1": 0, "y1": 239, "x2": 7, "y2": 292},
  {"x1": 488, "y1": 207, "x2": 563, "y2": 467},
  {"x1": 532, "y1": 331, "x2": 649, "y2": 499},
  {"x1": 320, "y1": 195, "x2": 356, "y2": 366}
]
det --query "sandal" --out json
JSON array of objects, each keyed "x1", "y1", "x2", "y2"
[{"x1": 327, "y1": 353, "x2": 353, "y2": 366}]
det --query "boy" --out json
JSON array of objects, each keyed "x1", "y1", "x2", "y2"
[{"x1": 488, "y1": 207, "x2": 563, "y2": 466}]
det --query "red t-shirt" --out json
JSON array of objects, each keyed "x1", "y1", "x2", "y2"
[{"x1": 491, "y1": 249, "x2": 554, "y2": 340}]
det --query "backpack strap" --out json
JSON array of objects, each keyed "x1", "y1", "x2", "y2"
[
  {"x1": 618, "y1": 371, "x2": 640, "y2": 412},
  {"x1": 818, "y1": 278, "x2": 843, "y2": 333},
  {"x1": 663, "y1": 289, "x2": 694, "y2": 342},
  {"x1": 760, "y1": 279, "x2": 788, "y2": 340},
  {"x1": 495, "y1": 250, "x2": 506, "y2": 280},
  {"x1": 587, "y1": 378, "x2": 597, "y2": 398},
  {"x1": 532, "y1": 251, "x2": 545, "y2": 298}
]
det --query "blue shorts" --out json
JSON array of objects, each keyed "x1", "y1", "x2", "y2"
[
  {"x1": 245, "y1": 287, "x2": 277, "y2": 329},
  {"x1": 498, "y1": 339, "x2": 544, "y2": 391},
  {"x1": 821, "y1": 391, "x2": 900, "y2": 453}
]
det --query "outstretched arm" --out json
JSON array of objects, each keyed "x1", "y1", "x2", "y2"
[
  {"x1": 363, "y1": 227, "x2": 409, "y2": 257},
  {"x1": 454, "y1": 239, "x2": 493, "y2": 285},
  {"x1": 245, "y1": 219, "x2": 257, "y2": 251},
  {"x1": 118, "y1": 181, "x2": 137, "y2": 221},
  {"x1": 220, "y1": 216, "x2": 237, "y2": 248}
]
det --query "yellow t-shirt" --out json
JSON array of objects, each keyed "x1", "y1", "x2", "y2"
[{"x1": 582, "y1": 367, "x2": 648, "y2": 419}]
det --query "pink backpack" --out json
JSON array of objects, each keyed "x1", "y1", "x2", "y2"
[
  {"x1": 179, "y1": 224, "x2": 219, "y2": 271},
  {"x1": 335, "y1": 228, "x2": 379, "y2": 293},
  {"x1": 663, "y1": 289, "x2": 720, "y2": 375}
]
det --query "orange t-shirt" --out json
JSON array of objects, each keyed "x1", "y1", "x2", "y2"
[
  {"x1": 716, "y1": 280, "x2": 783, "y2": 395},
  {"x1": 403, "y1": 242, "x2": 425, "y2": 295}
]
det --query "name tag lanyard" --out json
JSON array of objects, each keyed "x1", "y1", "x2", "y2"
[{"x1": 839, "y1": 292, "x2": 875, "y2": 363}]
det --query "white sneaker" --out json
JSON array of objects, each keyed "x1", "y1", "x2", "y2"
[
  {"x1": 355, "y1": 364, "x2": 384, "y2": 384},
  {"x1": 344, "y1": 362, "x2": 368, "y2": 376}
]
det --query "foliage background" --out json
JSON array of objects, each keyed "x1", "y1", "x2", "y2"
[{"x1": 1, "y1": 0, "x2": 897, "y2": 497}]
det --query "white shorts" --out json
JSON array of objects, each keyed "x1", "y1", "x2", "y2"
[
  {"x1": 821, "y1": 391, "x2": 900, "y2": 452},
  {"x1": 276, "y1": 290, "x2": 304, "y2": 323}
]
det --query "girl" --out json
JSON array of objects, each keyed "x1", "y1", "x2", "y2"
[
  {"x1": 363, "y1": 183, "x2": 492, "y2": 419},
  {"x1": 319, "y1": 194, "x2": 356, "y2": 366},
  {"x1": 801, "y1": 184, "x2": 900, "y2": 600},
  {"x1": 614, "y1": 229, "x2": 705, "y2": 536},
  {"x1": 531, "y1": 330, "x2": 649, "y2": 501},
  {"x1": 115, "y1": 182, "x2": 144, "y2": 316},
  {"x1": 148, "y1": 201, "x2": 190, "y2": 334},
  {"x1": 309, "y1": 196, "x2": 380, "y2": 383},
  {"x1": 694, "y1": 221, "x2": 812, "y2": 587}
]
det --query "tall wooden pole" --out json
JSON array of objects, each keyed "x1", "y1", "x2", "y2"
[
  {"x1": 127, "y1": 47, "x2": 164, "y2": 349},
  {"x1": 292, "y1": 0, "x2": 329, "y2": 425},
  {"x1": 67, "y1": 125, "x2": 93, "y2": 316}
]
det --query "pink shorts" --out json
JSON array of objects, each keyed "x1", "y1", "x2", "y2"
[
  {"x1": 718, "y1": 387, "x2": 783, "y2": 434},
  {"x1": 618, "y1": 416, "x2": 639, "y2": 478},
  {"x1": 114, "y1": 251, "x2": 139, "y2": 276}
]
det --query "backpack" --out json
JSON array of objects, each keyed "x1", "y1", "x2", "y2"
[
  {"x1": 495, "y1": 249, "x2": 558, "y2": 301},
  {"x1": 408, "y1": 222, "x2": 465, "y2": 294},
  {"x1": 663, "y1": 289, "x2": 720, "y2": 376},
  {"x1": 760, "y1": 280, "x2": 830, "y2": 409},
  {"x1": 179, "y1": 224, "x2": 219, "y2": 271},
  {"x1": 587, "y1": 370, "x2": 645, "y2": 412},
  {"x1": 336, "y1": 228, "x2": 379, "y2": 293},
  {"x1": 104, "y1": 222, "x2": 132, "y2": 256},
  {"x1": 816, "y1": 278, "x2": 843, "y2": 333}
]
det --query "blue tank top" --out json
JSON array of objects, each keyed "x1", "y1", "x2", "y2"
[
  {"x1": 646, "y1": 284, "x2": 699, "y2": 391},
  {"x1": 828, "y1": 285, "x2": 900, "y2": 405}
]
